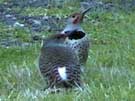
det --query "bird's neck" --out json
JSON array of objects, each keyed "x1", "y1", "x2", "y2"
[{"x1": 61, "y1": 23, "x2": 84, "y2": 33}]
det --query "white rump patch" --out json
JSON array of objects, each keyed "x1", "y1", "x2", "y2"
[{"x1": 58, "y1": 66, "x2": 67, "y2": 80}]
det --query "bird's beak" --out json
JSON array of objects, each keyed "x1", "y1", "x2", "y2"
[
  {"x1": 82, "y1": 7, "x2": 91, "y2": 16},
  {"x1": 80, "y1": 7, "x2": 91, "y2": 21}
]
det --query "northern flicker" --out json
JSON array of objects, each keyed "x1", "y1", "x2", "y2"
[
  {"x1": 39, "y1": 33, "x2": 82, "y2": 89},
  {"x1": 61, "y1": 7, "x2": 91, "y2": 66}
]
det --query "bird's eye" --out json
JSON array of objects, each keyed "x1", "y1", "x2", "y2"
[{"x1": 72, "y1": 15, "x2": 75, "y2": 18}]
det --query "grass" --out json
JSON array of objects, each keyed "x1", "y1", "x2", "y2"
[{"x1": 0, "y1": 3, "x2": 135, "y2": 101}]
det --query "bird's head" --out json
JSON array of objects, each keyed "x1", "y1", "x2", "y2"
[{"x1": 67, "y1": 7, "x2": 91, "y2": 25}]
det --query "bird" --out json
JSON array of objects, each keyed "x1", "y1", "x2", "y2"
[
  {"x1": 39, "y1": 33, "x2": 82, "y2": 89},
  {"x1": 61, "y1": 7, "x2": 91, "y2": 66}
]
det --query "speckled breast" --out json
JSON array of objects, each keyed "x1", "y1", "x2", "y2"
[{"x1": 65, "y1": 35, "x2": 90, "y2": 65}]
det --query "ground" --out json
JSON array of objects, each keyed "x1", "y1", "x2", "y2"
[{"x1": 0, "y1": 0, "x2": 135, "y2": 101}]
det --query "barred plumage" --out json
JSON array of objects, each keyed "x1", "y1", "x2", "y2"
[{"x1": 39, "y1": 34, "x2": 82, "y2": 88}]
